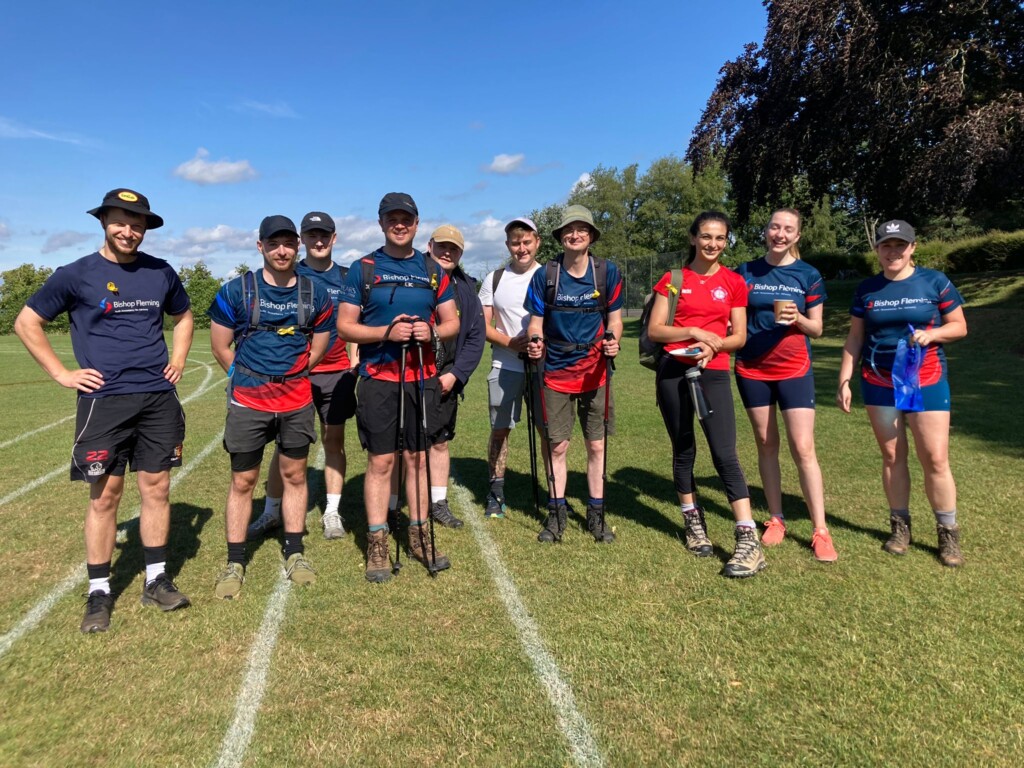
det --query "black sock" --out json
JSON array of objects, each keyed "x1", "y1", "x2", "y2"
[
  {"x1": 142, "y1": 545, "x2": 166, "y2": 567},
  {"x1": 86, "y1": 562, "x2": 111, "y2": 580},
  {"x1": 490, "y1": 478, "x2": 505, "y2": 495},
  {"x1": 227, "y1": 542, "x2": 247, "y2": 566},
  {"x1": 282, "y1": 531, "x2": 305, "y2": 559}
]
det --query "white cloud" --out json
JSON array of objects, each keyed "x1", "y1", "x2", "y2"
[
  {"x1": 0, "y1": 116, "x2": 85, "y2": 145},
  {"x1": 233, "y1": 100, "x2": 299, "y2": 119},
  {"x1": 41, "y1": 231, "x2": 93, "y2": 254},
  {"x1": 571, "y1": 172, "x2": 594, "y2": 195},
  {"x1": 485, "y1": 153, "x2": 526, "y2": 174},
  {"x1": 173, "y1": 148, "x2": 257, "y2": 185}
]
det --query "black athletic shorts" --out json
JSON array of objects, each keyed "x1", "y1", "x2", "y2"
[
  {"x1": 71, "y1": 391, "x2": 185, "y2": 483},
  {"x1": 223, "y1": 402, "x2": 317, "y2": 471},
  {"x1": 311, "y1": 369, "x2": 357, "y2": 426},
  {"x1": 356, "y1": 376, "x2": 444, "y2": 455},
  {"x1": 435, "y1": 385, "x2": 459, "y2": 443}
]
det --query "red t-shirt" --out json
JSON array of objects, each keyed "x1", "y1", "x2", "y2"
[{"x1": 652, "y1": 267, "x2": 748, "y2": 371}]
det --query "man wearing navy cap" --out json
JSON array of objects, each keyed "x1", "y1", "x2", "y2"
[
  {"x1": 208, "y1": 215, "x2": 334, "y2": 599},
  {"x1": 15, "y1": 188, "x2": 194, "y2": 633}
]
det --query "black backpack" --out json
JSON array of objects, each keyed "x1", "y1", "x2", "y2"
[
  {"x1": 240, "y1": 269, "x2": 316, "y2": 341},
  {"x1": 638, "y1": 269, "x2": 683, "y2": 370}
]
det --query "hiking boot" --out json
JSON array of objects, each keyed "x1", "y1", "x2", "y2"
[
  {"x1": 761, "y1": 516, "x2": 787, "y2": 546},
  {"x1": 682, "y1": 508, "x2": 713, "y2": 557},
  {"x1": 484, "y1": 491, "x2": 507, "y2": 519},
  {"x1": 883, "y1": 514, "x2": 911, "y2": 556},
  {"x1": 408, "y1": 523, "x2": 451, "y2": 572},
  {"x1": 284, "y1": 553, "x2": 317, "y2": 586},
  {"x1": 936, "y1": 524, "x2": 964, "y2": 568},
  {"x1": 365, "y1": 528, "x2": 393, "y2": 583},
  {"x1": 246, "y1": 508, "x2": 281, "y2": 541},
  {"x1": 322, "y1": 510, "x2": 346, "y2": 540},
  {"x1": 586, "y1": 504, "x2": 616, "y2": 543},
  {"x1": 537, "y1": 503, "x2": 567, "y2": 543},
  {"x1": 431, "y1": 499, "x2": 464, "y2": 529},
  {"x1": 141, "y1": 574, "x2": 191, "y2": 611},
  {"x1": 811, "y1": 529, "x2": 838, "y2": 563},
  {"x1": 723, "y1": 526, "x2": 767, "y2": 578},
  {"x1": 81, "y1": 591, "x2": 114, "y2": 633},
  {"x1": 215, "y1": 562, "x2": 245, "y2": 599}
]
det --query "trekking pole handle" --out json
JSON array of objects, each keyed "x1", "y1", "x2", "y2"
[{"x1": 603, "y1": 331, "x2": 616, "y2": 370}]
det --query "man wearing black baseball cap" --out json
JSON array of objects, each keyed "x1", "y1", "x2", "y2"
[
  {"x1": 337, "y1": 193, "x2": 461, "y2": 581},
  {"x1": 208, "y1": 215, "x2": 335, "y2": 599},
  {"x1": 15, "y1": 188, "x2": 194, "y2": 633},
  {"x1": 250, "y1": 211, "x2": 358, "y2": 543}
]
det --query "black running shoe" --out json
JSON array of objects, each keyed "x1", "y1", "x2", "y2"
[
  {"x1": 141, "y1": 574, "x2": 191, "y2": 612},
  {"x1": 81, "y1": 590, "x2": 114, "y2": 633},
  {"x1": 431, "y1": 499, "x2": 464, "y2": 529}
]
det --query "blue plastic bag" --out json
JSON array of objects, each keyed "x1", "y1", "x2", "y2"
[{"x1": 892, "y1": 325, "x2": 923, "y2": 412}]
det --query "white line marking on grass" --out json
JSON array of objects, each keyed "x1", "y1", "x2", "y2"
[
  {"x1": 0, "y1": 370, "x2": 224, "y2": 510},
  {"x1": 0, "y1": 431, "x2": 223, "y2": 661},
  {"x1": 213, "y1": 576, "x2": 291, "y2": 768},
  {"x1": 0, "y1": 415, "x2": 75, "y2": 451},
  {"x1": 0, "y1": 359, "x2": 211, "y2": 452},
  {"x1": 449, "y1": 479, "x2": 605, "y2": 768}
]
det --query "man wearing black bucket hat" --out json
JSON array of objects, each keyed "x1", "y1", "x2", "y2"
[{"x1": 15, "y1": 188, "x2": 195, "y2": 633}]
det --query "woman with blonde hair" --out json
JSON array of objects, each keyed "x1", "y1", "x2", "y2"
[{"x1": 734, "y1": 208, "x2": 836, "y2": 562}]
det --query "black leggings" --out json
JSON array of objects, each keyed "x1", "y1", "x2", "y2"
[{"x1": 656, "y1": 359, "x2": 749, "y2": 503}]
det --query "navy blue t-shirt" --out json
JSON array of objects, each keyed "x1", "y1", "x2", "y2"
[{"x1": 26, "y1": 251, "x2": 190, "y2": 397}]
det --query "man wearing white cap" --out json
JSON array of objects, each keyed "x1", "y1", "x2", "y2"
[
  {"x1": 477, "y1": 217, "x2": 543, "y2": 517},
  {"x1": 424, "y1": 225, "x2": 485, "y2": 528}
]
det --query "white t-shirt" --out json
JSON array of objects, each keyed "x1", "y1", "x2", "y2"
[{"x1": 479, "y1": 262, "x2": 542, "y2": 372}]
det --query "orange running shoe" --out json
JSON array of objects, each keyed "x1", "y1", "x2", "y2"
[
  {"x1": 811, "y1": 528, "x2": 838, "y2": 562},
  {"x1": 761, "y1": 516, "x2": 787, "y2": 546}
]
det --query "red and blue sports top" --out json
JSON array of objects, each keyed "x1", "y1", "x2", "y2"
[
  {"x1": 652, "y1": 266, "x2": 748, "y2": 372},
  {"x1": 207, "y1": 270, "x2": 333, "y2": 412},
  {"x1": 524, "y1": 256, "x2": 624, "y2": 394},
  {"x1": 295, "y1": 259, "x2": 350, "y2": 373},
  {"x1": 338, "y1": 249, "x2": 454, "y2": 383},
  {"x1": 26, "y1": 251, "x2": 191, "y2": 398},
  {"x1": 850, "y1": 267, "x2": 964, "y2": 387},
  {"x1": 734, "y1": 257, "x2": 826, "y2": 380}
]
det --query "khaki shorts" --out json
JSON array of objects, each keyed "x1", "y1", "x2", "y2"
[{"x1": 540, "y1": 384, "x2": 614, "y2": 443}]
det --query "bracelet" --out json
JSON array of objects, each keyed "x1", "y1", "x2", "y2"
[{"x1": 839, "y1": 379, "x2": 851, "y2": 388}]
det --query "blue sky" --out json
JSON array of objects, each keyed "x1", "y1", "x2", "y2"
[{"x1": 0, "y1": 1, "x2": 767, "y2": 280}]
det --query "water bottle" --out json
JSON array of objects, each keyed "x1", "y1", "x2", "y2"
[{"x1": 684, "y1": 367, "x2": 713, "y2": 421}]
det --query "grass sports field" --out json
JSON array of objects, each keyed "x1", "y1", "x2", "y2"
[{"x1": 1, "y1": 274, "x2": 1022, "y2": 767}]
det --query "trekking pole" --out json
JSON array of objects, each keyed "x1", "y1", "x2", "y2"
[
  {"x1": 414, "y1": 328, "x2": 439, "y2": 577},
  {"x1": 521, "y1": 351, "x2": 542, "y2": 519},
  {"x1": 392, "y1": 339, "x2": 410, "y2": 575},
  {"x1": 531, "y1": 335, "x2": 558, "y2": 527},
  {"x1": 601, "y1": 331, "x2": 615, "y2": 539}
]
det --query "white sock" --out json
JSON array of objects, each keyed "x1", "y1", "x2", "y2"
[
  {"x1": 89, "y1": 577, "x2": 111, "y2": 595},
  {"x1": 264, "y1": 496, "x2": 282, "y2": 518},
  {"x1": 681, "y1": 503, "x2": 697, "y2": 514},
  {"x1": 325, "y1": 494, "x2": 341, "y2": 514},
  {"x1": 430, "y1": 486, "x2": 447, "y2": 504},
  {"x1": 145, "y1": 563, "x2": 165, "y2": 586},
  {"x1": 388, "y1": 494, "x2": 399, "y2": 511},
  {"x1": 736, "y1": 520, "x2": 757, "y2": 529}
]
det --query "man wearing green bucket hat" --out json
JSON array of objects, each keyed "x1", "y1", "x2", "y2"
[{"x1": 525, "y1": 205, "x2": 624, "y2": 544}]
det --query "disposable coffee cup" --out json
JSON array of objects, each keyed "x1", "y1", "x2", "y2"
[{"x1": 774, "y1": 299, "x2": 796, "y2": 325}]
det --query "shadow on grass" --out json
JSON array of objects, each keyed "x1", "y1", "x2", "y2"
[{"x1": 112, "y1": 502, "x2": 214, "y2": 598}]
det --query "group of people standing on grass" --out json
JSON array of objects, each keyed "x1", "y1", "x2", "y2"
[{"x1": 13, "y1": 187, "x2": 967, "y2": 634}]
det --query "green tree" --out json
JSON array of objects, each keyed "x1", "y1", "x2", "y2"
[
  {"x1": 0, "y1": 264, "x2": 67, "y2": 335},
  {"x1": 233, "y1": 262, "x2": 251, "y2": 276},
  {"x1": 527, "y1": 203, "x2": 566, "y2": 265},
  {"x1": 178, "y1": 261, "x2": 221, "y2": 330},
  {"x1": 688, "y1": 0, "x2": 1024, "y2": 222}
]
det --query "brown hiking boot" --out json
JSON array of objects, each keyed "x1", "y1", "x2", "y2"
[
  {"x1": 682, "y1": 507, "x2": 713, "y2": 557},
  {"x1": 365, "y1": 528, "x2": 392, "y2": 583},
  {"x1": 936, "y1": 524, "x2": 964, "y2": 567},
  {"x1": 408, "y1": 523, "x2": 451, "y2": 572},
  {"x1": 723, "y1": 525, "x2": 766, "y2": 578},
  {"x1": 883, "y1": 514, "x2": 911, "y2": 556}
]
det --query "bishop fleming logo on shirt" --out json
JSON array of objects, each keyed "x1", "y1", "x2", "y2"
[
  {"x1": 99, "y1": 298, "x2": 114, "y2": 314},
  {"x1": 98, "y1": 296, "x2": 161, "y2": 315},
  {"x1": 867, "y1": 297, "x2": 931, "y2": 311}
]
